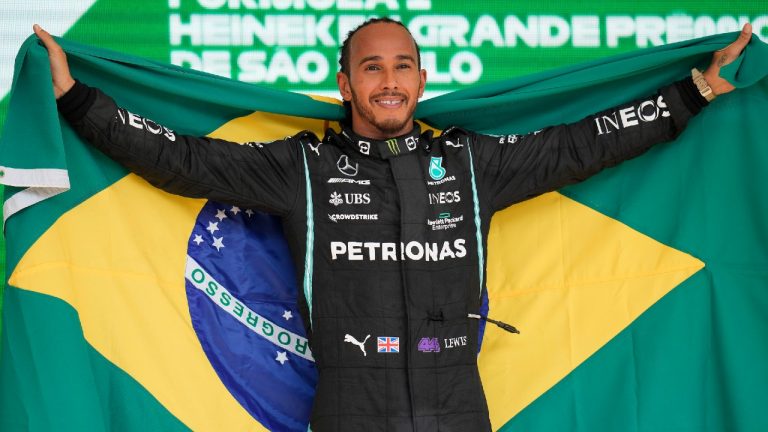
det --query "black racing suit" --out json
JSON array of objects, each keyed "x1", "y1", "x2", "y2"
[{"x1": 58, "y1": 78, "x2": 707, "y2": 432}]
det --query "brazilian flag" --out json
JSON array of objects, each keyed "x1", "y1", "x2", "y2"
[{"x1": 1, "y1": 31, "x2": 767, "y2": 431}]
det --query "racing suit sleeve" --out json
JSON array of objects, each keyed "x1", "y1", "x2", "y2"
[
  {"x1": 57, "y1": 81, "x2": 303, "y2": 216},
  {"x1": 472, "y1": 77, "x2": 708, "y2": 212}
]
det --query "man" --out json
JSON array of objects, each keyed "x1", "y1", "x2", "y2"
[{"x1": 33, "y1": 19, "x2": 751, "y2": 432}]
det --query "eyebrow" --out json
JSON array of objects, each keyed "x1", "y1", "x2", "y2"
[{"x1": 358, "y1": 54, "x2": 417, "y2": 65}]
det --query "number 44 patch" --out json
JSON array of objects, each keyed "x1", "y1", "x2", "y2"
[{"x1": 418, "y1": 337, "x2": 441, "y2": 353}]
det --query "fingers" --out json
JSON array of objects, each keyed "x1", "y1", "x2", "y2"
[{"x1": 33, "y1": 24, "x2": 75, "y2": 98}]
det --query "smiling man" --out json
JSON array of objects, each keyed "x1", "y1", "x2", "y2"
[
  {"x1": 337, "y1": 20, "x2": 426, "y2": 139},
  {"x1": 34, "y1": 17, "x2": 751, "y2": 432}
]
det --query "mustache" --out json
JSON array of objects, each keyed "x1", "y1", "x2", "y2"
[{"x1": 370, "y1": 91, "x2": 408, "y2": 100}]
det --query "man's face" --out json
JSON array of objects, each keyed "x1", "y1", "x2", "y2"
[{"x1": 337, "y1": 23, "x2": 427, "y2": 140}]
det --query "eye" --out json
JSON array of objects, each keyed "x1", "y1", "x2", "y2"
[
  {"x1": 397, "y1": 63, "x2": 411, "y2": 69},
  {"x1": 365, "y1": 64, "x2": 381, "y2": 71}
]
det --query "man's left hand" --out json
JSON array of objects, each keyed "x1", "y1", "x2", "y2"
[{"x1": 703, "y1": 23, "x2": 753, "y2": 96}]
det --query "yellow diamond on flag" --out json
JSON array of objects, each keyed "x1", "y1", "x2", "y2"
[{"x1": 480, "y1": 191, "x2": 704, "y2": 429}]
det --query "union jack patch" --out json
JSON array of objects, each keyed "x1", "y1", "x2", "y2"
[{"x1": 377, "y1": 336, "x2": 400, "y2": 353}]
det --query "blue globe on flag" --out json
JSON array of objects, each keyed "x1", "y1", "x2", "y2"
[{"x1": 184, "y1": 201, "x2": 317, "y2": 431}]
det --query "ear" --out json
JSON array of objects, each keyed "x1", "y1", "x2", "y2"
[
  {"x1": 418, "y1": 68, "x2": 427, "y2": 98},
  {"x1": 337, "y1": 71, "x2": 352, "y2": 102}
]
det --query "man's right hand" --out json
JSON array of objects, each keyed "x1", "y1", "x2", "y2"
[{"x1": 33, "y1": 24, "x2": 75, "y2": 99}]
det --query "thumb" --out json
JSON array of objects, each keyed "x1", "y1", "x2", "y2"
[
  {"x1": 33, "y1": 24, "x2": 61, "y2": 53},
  {"x1": 715, "y1": 23, "x2": 752, "y2": 67}
]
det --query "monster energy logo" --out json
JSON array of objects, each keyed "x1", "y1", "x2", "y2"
[
  {"x1": 387, "y1": 139, "x2": 400, "y2": 155},
  {"x1": 185, "y1": 256, "x2": 314, "y2": 361}
]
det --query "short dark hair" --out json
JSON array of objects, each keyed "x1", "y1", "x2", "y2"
[
  {"x1": 338, "y1": 17, "x2": 421, "y2": 76},
  {"x1": 339, "y1": 17, "x2": 421, "y2": 120}
]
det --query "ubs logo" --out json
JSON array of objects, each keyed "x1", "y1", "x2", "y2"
[
  {"x1": 330, "y1": 191, "x2": 371, "y2": 206},
  {"x1": 329, "y1": 192, "x2": 343, "y2": 206}
]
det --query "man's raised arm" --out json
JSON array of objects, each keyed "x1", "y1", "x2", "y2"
[
  {"x1": 470, "y1": 24, "x2": 752, "y2": 212},
  {"x1": 33, "y1": 24, "x2": 304, "y2": 217}
]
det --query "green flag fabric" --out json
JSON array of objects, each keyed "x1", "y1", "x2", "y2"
[{"x1": 1, "y1": 32, "x2": 767, "y2": 431}]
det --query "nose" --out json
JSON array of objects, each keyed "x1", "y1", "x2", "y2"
[{"x1": 381, "y1": 68, "x2": 399, "y2": 90}]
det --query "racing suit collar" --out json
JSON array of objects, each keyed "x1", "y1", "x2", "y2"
[{"x1": 339, "y1": 121, "x2": 424, "y2": 160}]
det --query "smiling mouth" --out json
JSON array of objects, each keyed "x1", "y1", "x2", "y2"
[{"x1": 373, "y1": 94, "x2": 406, "y2": 109}]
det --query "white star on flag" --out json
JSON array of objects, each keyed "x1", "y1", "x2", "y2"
[
  {"x1": 245, "y1": 209, "x2": 254, "y2": 217},
  {"x1": 206, "y1": 221, "x2": 219, "y2": 234},
  {"x1": 212, "y1": 236, "x2": 225, "y2": 251},
  {"x1": 283, "y1": 310, "x2": 293, "y2": 320},
  {"x1": 215, "y1": 209, "x2": 227, "y2": 221},
  {"x1": 193, "y1": 234, "x2": 204, "y2": 245},
  {"x1": 230, "y1": 206, "x2": 241, "y2": 215},
  {"x1": 275, "y1": 351, "x2": 288, "y2": 365}
]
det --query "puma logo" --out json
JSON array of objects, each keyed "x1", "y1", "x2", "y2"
[
  {"x1": 344, "y1": 334, "x2": 370, "y2": 356},
  {"x1": 308, "y1": 141, "x2": 322, "y2": 156}
]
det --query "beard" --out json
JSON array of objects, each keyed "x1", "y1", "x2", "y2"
[{"x1": 350, "y1": 87, "x2": 417, "y2": 137}]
